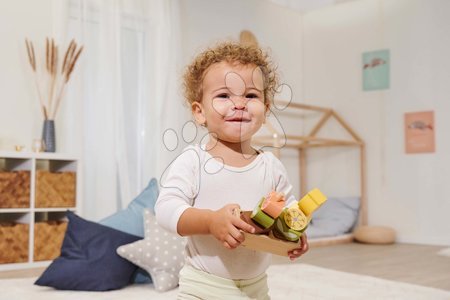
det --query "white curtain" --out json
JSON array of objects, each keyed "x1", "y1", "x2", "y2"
[{"x1": 67, "y1": 0, "x2": 186, "y2": 221}]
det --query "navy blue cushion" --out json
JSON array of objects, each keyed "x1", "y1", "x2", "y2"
[
  {"x1": 99, "y1": 178, "x2": 159, "y2": 283},
  {"x1": 34, "y1": 211, "x2": 141, "y2": 291}
]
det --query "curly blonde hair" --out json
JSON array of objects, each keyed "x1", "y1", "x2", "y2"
[{"x1": 183, "y1": 41, "x2": 278, "y2": 108}]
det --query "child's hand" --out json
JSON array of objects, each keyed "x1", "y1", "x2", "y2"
[
  {"x1": 208, "y1": 204, "x2": 256, "y2": 250},
  {"x1": 287, "y1": 233, "x2": 309, "y2": 261}
]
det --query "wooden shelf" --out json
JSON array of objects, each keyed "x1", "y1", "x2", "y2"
[{"x1": 0, "y1": 154, "x2": 80, "y2": 270}]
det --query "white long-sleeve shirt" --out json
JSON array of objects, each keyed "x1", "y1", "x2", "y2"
[{"x1": 155, "y1": 144, "x2": 295, "y2": 280}]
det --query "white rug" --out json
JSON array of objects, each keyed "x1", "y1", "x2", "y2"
[
  {"x1": 437, "y1": 248, "x2": 450, "y2": 257},
  {"x1": 2, "y1": 264, "x2": 450, "y2": 300}
]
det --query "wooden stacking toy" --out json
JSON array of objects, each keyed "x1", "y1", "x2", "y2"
[{"x1": 235, "y1": 188, "x2": 327, "y2": 256}]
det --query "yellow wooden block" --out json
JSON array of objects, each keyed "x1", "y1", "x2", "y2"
[
  {"x1": 298, "y1": 188, "x2": 327, "y2": 216},
  {"x1": 283, "y1": 207, "x2": 308, "y2": 231}
]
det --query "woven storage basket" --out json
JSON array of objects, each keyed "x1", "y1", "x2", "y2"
[
  {"x1": 0, "y1": 222, "x2": 29, "y2": 264},
  {"x1": 35, "y1": 171, "x2": 76, "y2": 208},
  {"x1": 0, "y1": 171, "x2": 30, "y2": 208},
  {"x1": 34, "y1": 220, "x2": 67, "y2": 261}
]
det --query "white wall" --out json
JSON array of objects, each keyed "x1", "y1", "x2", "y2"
[
  {"x1": 303, "y1": 0, "x2": 450, "y2": 245},
  {"x1": 2, "y1": 0, "x2": 448, "y2": 245},
  {"x1": 383, "y1": 0, "x2": 450, "y2": 245},
  {"x1": 0, "y1": 0, "x2": 76, "y2": 154},
  {"x1": 0, "y1": 1, "x2": 53, "y2": 150}
]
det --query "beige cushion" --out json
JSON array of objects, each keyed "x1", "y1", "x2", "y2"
[{"x1": 354, "y1": 226, "x2": 396, "y2": 244}]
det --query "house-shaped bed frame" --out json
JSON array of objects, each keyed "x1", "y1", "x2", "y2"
[{"x1": 252, "y1": 101, "x2": 367, "y2": 246}]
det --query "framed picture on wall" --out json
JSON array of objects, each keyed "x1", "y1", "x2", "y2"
[
  {"x1": 362, "y1": 49, "x2": 390, "y2": 91},
  {"x1": 404, "y1": 111, "x2": 435, "y2": 154}
]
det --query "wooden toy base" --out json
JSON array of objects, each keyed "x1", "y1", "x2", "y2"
[{"x1": 240, "y1": 231, "x2": 300, "y2": 257}]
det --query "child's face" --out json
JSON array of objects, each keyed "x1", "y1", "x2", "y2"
[{"x1": 192, "y1": 61, "x2": 267, "y2": 144}]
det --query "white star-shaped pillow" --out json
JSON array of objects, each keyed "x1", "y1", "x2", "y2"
[{"x1": 117, "y1": 209, "x2": 186, "y2": 292}]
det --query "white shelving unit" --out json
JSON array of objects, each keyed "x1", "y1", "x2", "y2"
[{"x1": 0, "y1": 151, "x2": 81, "y2": 271}]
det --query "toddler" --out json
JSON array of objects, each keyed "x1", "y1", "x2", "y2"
[{"x1": 155, "y1": 41, "x2": 308, "y2": 299}]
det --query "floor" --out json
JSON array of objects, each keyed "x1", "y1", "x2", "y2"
[
  {"x1": 1, "y1": 242, "x2": 449, "y2": 291},
  {"x1": 273, "y1": 242, "x2": 450, "y2": 291}
]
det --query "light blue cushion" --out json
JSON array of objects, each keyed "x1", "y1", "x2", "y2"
[
  {"x1": 100, "y1": 178, "x2": 159, "y2": 283},
  {"x1": 100, "y1": 178, "x2": 159, "y2": 237},
  {"x1": 307, "y1": 197, "x2": 360, "y2": 239}
]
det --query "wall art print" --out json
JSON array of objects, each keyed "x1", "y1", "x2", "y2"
[
  {"x1": 362, "y1": 49, "x2": 390, "y2": 91},
  {"x1": 404, "y1": 111, "x2": 435, "y2": 154}
]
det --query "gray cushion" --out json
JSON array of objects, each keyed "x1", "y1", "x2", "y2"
[
  {"x1": 117, "y1": 209, "x2": 186, "y2": 292},
  {"x1": 307, "y1": 197, "x2": 360, "y2": 238}
]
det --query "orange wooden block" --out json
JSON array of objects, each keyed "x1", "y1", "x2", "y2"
[{"x1": 261, "y1": 191, "x2": 285, "y2": 219}]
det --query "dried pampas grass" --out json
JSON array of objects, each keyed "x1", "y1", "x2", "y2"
[{"x1": 25, "y1": 37, "x2": 83, "y2": 120}]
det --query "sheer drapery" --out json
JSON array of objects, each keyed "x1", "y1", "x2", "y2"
[{"x1": 68, "y1": 0, "x2": 186, "y2": 221}]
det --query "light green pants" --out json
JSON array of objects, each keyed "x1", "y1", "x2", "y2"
[{"x1": 177, "y1": 265, "x2": 270, "y2": 300}]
